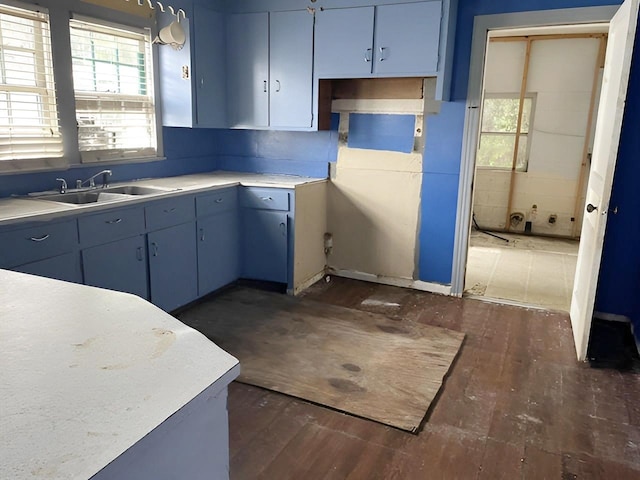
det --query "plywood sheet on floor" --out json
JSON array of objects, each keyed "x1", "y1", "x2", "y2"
[{"x1": 178, "y1": 287, "x2": 465, "y2": 433}]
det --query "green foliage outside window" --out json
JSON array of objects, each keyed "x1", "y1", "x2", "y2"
[{"x1": 476, "y1": 96, "x2": 533, "y2": 171}]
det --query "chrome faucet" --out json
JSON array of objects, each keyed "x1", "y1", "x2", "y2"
[
  {"x1": 55, "y1": 178, "x2": 67, "y2": 194},
  {"x1": 76, "y1": 169, "x2": 112, "y2": 189}
]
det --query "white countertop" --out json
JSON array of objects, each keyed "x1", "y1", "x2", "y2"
[
  {"x1": 0, "y1": 170, "x2": 326, "y2": 226},
  {"x1": 0, "y1": 269, "x2": 240, "y2": 480}
]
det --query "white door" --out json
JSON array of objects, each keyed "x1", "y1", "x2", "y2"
[{"x1": 570, "y1": 0, "x2": 639, "y2": 360}]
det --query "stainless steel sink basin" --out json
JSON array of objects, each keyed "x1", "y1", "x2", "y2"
[
  {"x1": 102, "y1": 185, "x2": 170, "y2": 195},
  {"x1": 37, "y1": 191, "x2": 127, "y2": 205},
  {"x1": 28, "y1": 184, "x2": 176, "y2": 205}
]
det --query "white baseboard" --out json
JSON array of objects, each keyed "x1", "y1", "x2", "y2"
[
  {"x1": 289, "y1": 270, "x2": 326, "y2": 296},
  {"x1": 328, "y1": 268, "x2": 452, "y2": 296}
]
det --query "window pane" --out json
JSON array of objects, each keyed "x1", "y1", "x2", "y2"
[
  {"x1": 0, "y1": 5, "x2": 62, "y2": 162},
  {"x1": 481, "y1": 97, "x2": 533, "y2": 134},
  {"x1": 477, "y1": 134, "x2": 528, "y2": 171},
  {"x1": 70, "y1": 18, "x2": 156, "y2": 161},
  {"x1": 477, "y1": 133, "x2": 516, "y2": 168},
  {"x1": 4, "y1": 50, "x2": 36, "y2": 86}
]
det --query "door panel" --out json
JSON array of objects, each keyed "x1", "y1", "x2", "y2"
[
  {"x1": 314, "y1": 7, "x2": 374, "y2": 78},
  {"x1": 241, "y1": 210, "x2": 288, "y2": 283},
  {"x1": 570, "y1": 0, "x2": 639, "y2": 360},
  {"x1": 226, "y1": 12, "x2": 269, "y2": 127},
  {"x1": 373, "y1": 1, "x2": 442, "y2": 75},
  {"x1": 270, "y1": 10, "x2": 314, "y2": 128}
]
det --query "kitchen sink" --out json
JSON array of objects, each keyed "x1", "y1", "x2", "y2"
[
  {"x1": 28, "y1": 185, "x2": 176, "y2": 205},
  {"x1": 102, "y1": 185, "x2": 171, "y2": 195}
]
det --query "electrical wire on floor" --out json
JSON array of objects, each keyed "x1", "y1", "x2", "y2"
[{"x1": 472, "y1": 213, "x2": 509, "y2": 243}]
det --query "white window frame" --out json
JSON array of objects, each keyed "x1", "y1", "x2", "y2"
[
  {"x1": 0, "y1": 0, "x2": 163, "y2": 174},
  {"x1": 476, "y1": 92, "x2": 536, "y2": 172}
]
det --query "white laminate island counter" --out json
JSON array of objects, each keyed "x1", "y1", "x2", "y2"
[{"x1": 0, "y1": 269, "x2": 240, "y2": 480}]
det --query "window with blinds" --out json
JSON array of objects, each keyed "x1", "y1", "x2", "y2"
[
  {"x1": 0, "y1": 4, "x2": 62, "y2": 162},
  {"x1": 70, "y1": 18, "x2": 156, "y2": 163}
]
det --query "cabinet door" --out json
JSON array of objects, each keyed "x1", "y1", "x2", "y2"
[
  {"x1": 227, "y1": 12, "x2": 269, "y2": 128},
  {"x1": 241, "y1": 210, "x2": 288, "y2": 283},
  {"x1": 373, "y1": 2, "x2": 442, "y2": 75},
  {"x1": 197, "y1": 211, "x2": 239, "y2": 296},
  {"x1": 269, "y1": 10, "x2": 314, "y2": 128},
  {"x1": 314, "y1": 7, "x2": 374, "y2": 78},
  {"x1": 14, "y1": 252, "x2": 82, "y2": 284},
  {"x1": 148, "y1": 222, "x2": 198, "y2": 312},
  {"x1": 194, "y1": 4, "x2": 227, "y2": 127},
  {"x1": 82, "y1": 236, "x2": 149, "y2": 299}
]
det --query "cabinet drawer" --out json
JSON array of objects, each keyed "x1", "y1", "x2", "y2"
[
  {"x1": 0, "y1": 219, "x2": 78, "y2": 268},
  {"x1": 78, "y1": 207, "x2": 145, "y2": 247},
  {"x1": 240, "y1": 187, "x2": 290, "y2": 211},
  {"x1": 196, "y1": 188, "x2": 237, "y2": 217},
  {"x1": 145, "y1": 195, "x2": 195, "y2": 231}
]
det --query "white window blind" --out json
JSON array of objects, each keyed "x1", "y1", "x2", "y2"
[
  {"x1": 0, "y1": 4, "x2": 62, "y2": 163},
  {"x1": 70, "y1": 18, "x2": 156, "y2": 163}
]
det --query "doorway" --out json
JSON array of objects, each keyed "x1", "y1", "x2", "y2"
[{"x1": 464, "y1": 28, "x2": 607, "y2": 312}]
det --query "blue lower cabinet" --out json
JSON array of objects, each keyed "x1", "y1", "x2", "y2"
[
  {"x1": 14, "y1": 251, "x2": 82, "y2": 284},
  {"x1": 241, "y1": 209, "x2": 288, "y2": 283},
  {"x1": 148, "y1": 222, "x2": 198, "y2": 312},
  {"x1": 82, "y1": 236, "x2": 149, "y2": 299},
  {"x1": 197, "y1": 211, "x2": 239, "y2": 296}
]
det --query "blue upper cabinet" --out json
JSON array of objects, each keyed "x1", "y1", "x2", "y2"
[
  {"x1": 226, "y1": 12, "x2": 269, "y2": 128},
  {"x1": 373, "y1": 2, "x2": 441, "y2": 75},
  {"x1": 314, "y1": 7, "x2": 375, "y2": 79},
  {"x1": 226, "y1": 10, "x2": 313, "y2": 129},
  {"x1": 315, "y1": 2, "x2": 441, "y2": 78},
  {"x1": 158, "y1": 0, "x2": 227, "y2": 128},
  {"x1": 269, "y1": 10, "x2": 314, "y2": 129}
]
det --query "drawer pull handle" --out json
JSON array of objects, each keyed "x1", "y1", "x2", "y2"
[
  {"x1": 215, "y1": 198, "x2": 224, "y2": 203},
  {"x1": 136, "y1": 246, "x2": 144, "y2": 261},
  {"x1": 164, "y1": 208, "x2": 177, "y2": 213},
  {"x1": 280, "y1": 222, "x2": 286, "y2": 236},
  {"x1": 199, "y1": 228, "x2": 205, "y2": 242},
  {"x1": 364, "y1": 48, "x2": 372, "y2": 62},
  {"x1": 151, "y1": 242, "x2": 159, "y2": 257},
  {"x1": 29, "y1": 234, "x2": 50, "y2": 242},
  {"x1": 106, "y1": 218, "x2": 122, "y2": 224},
  {"x1": 261, "y1": 196, "x2": 273, "y2": 201}
]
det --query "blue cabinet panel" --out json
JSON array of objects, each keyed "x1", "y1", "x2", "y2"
[
  {"x1": 82, "y1": 235, "x2": 149, "y2": 299},
  {"x1": 241, "y1": 209, "x2": 288, "y2": 283},
  {"x1": 193, "y1": 5, "x2": 227, "y2": 127},
  {"x1": 373, "y1": 2, "x2": 441, "y2": 75},
  {"x1": 269, "y1": 10, "x2": 314, "y2": 128},
  {"x1": 78, "y1": 207, "x2": 145, "y2": 247},
  {"x1": 314, "y1": 6, "x2": 375, "y2": 78},
  {"x1": 14, "y1": 251, "x2": 83, "y2": 284},
  {"x1": 197, "y1": 211, "x2": 239, "y2": 296},
  {"x1": 226, "y1": 12, "x2": 269, "y2": 128},
  {"x1": 240, "y1": 187, "x2": 290, "y2": 211},
  {"x1": 148, "y1": 222, "x2": 198, "y2": 311},
  {"x1": 0, "y1": 219, "x2": 78, "y2": 268},
  {"x1": 145, "y1": 196, "x2": 196, "y2": 231},
  {"x1": 196, "y1": 188, "x2": 237, "y2": 218}
]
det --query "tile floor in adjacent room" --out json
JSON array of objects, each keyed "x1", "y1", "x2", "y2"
[
  {"x1": 225, "y1": 277, "x2": 640, "y2": 480},
  {"x1": 464, "y1": 231, "x2": 580, "y2": 311}
]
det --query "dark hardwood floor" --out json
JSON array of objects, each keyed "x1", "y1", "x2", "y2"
[{"x1": 226, "y1": 277, "x2": 640, "y2": 479}]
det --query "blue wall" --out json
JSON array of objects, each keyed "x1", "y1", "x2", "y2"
[
  {"x1": 417, "y1": 0, "x2": 622, "y2": 285},
  {"x1": 210, "y1": 129, "x2": 338, "y2": 178},
  {"x1": 594, "y1": 18, "x2": 640, "y2": 331},
  {"x1": 0, "y1": 128, "x2": 219, "y2": 198}
]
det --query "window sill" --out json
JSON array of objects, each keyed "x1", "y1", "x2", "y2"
[{"x1": 0, "y1": 155, "x2": 167, "y2": 177}]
